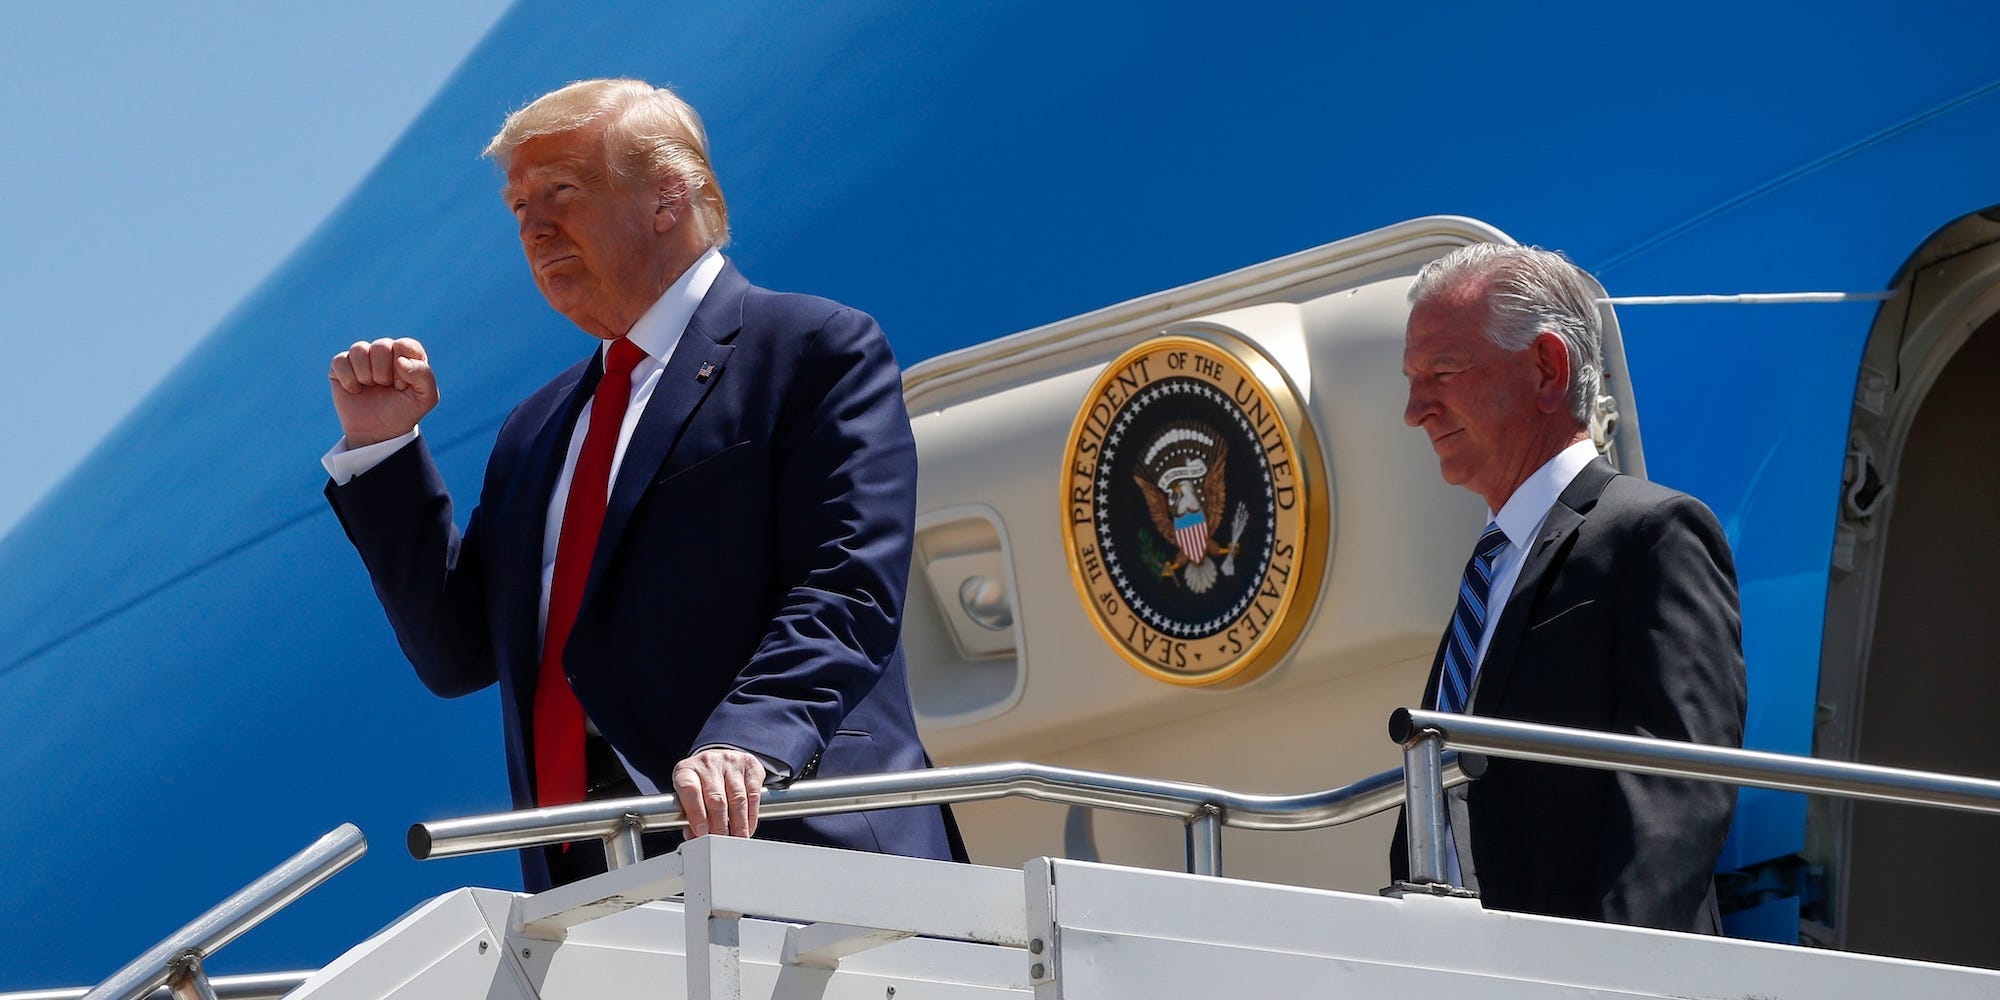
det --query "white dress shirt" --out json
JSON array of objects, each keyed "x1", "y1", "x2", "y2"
[
  {"x1": 1473, "y1": 438, "x2": 1600, "y2": 672},
  {"x1": 322, "y1": 248, "x2": 731, "y2": 794},
  {"x1": 1442, "y1": 436, "x2": 1599, "y2": 885}
]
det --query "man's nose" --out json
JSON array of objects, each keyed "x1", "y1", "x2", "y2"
[
  {"x1": 519, "y1": 202, "x2": 554, "y2": 241},
  {"x1": 1404, "y1": 383, "x2": 1431, "y2": 428}
]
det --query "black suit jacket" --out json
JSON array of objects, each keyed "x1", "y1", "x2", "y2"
[
  {"x1": 1393, "y1": 458, "x2": 1748, "y2": 932},
  {"x1": 328, "y1": 262, "x2": 957, "y2": 889}
]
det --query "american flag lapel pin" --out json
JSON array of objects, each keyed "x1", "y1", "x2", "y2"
[{"x1": 696, "y1": 361, "x2": 715, "y2": 383}]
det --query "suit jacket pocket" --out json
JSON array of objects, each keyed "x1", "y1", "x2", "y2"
[
  {"x1": 654, "y1": 439, "x2": 753, "y2": 486},
  {"x1": 1530, "y1": 598, "x2": 1597, "y2": 632},
  {"x1": 802, "y1": 729, "x2": 880, "y2": 782}
]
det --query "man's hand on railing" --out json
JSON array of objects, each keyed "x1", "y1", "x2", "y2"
[{"x1": 672, "y1": 747, "x2": 766, "y2": 838}]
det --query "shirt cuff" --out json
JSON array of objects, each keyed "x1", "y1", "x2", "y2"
[{"x1": 321, "y1": 427, "x2": 420, "y2": 485}]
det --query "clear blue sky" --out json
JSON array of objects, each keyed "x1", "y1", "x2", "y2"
[{"x1": 0, "y1": 0, "x2": 514, "y2": 536}]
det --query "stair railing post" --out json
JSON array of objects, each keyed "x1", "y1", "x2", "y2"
[
  {"x1": 166, "y1": 953, "x2": 220, "y2": 1000},
  {"x1": 1401, "y1": 727, "x2": 1452, "y2": 888},
  {"x1": 605, "y1": 813, "x2": 645, "y2": 870},
  {"x1": 1184, "y1": 805, "x2": 1223, "y2": 876}
]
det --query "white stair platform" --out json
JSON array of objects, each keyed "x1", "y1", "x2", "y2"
[{"x1": 289, "y1": 837, "x2": 2000, "y2": 999}]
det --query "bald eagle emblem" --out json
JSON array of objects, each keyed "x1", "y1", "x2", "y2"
[
  {"x1": 1064, "y1": 333, "x2": 1327, "y2": 686},
  {"x1": 1135, "y1": 421, "x2": 1251, "y2": 594}
]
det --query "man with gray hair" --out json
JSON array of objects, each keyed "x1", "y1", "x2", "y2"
[
  {"x1": 320, "y1": 78, "x2": 959, "y2": 888},
  {"x1": 1389, "y1": 243, "x2": 1747, "y2": 932}
]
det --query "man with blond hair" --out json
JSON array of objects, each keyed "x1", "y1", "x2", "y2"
[
  {"x1": 1390, "y1": 243, "x2": 1746, "y2": 932},
  {"x1": 322, "y1": 79, "x2": 959, "y2": 888}
]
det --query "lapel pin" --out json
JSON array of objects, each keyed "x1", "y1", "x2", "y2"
[{"x1": 696, "y1": 362, "x2": 715, "y2": 383}]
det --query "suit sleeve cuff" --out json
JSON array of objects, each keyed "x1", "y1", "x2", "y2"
[{"x1": 322, "y1": 427, "x2": 420, "y2": 485}]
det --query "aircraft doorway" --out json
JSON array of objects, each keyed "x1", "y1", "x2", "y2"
[{"x1": 1819, "y1": 208, "x2": 2000, "y2": 968}]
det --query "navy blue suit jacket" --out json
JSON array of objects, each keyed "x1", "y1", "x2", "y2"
[{"x1": 328, "y1": 262, "x2": 956, "y2": 889}]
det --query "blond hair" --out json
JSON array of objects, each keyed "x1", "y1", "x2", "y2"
[{"x1": 485, "y1": 78, "x2": 729, "y2": 247}]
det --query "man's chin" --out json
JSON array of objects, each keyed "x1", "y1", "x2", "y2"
[
  {"x1": 1434, "y1": 459, "x2": 1473, "y2": 489},
  {"x1": 537, "y1": 291, "x2": 591, "y2": 328}
]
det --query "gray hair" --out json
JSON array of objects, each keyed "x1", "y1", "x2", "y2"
[
  {"x1": 485, "y1": 78, "x2": 730, "y2": 248},
  {"x1": 1408, "y1": 243, "x2": 1603, "y2": 425}
]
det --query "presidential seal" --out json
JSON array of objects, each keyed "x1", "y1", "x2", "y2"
[{"x1": 1062, "y1": 330, "x2": 1328, "y2": 686}]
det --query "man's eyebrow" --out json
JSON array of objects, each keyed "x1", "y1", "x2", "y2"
[
  {"x1": 1404, "y1": 352, "x2": 1470, "y2": 376},
  {"x1": 500, "y1": 161, "x2": 592, "y2": 200}
]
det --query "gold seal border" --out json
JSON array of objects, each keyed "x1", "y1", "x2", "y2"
[{"x1": 1059, "y1": 328, "x2": 1331, "y2": 688}]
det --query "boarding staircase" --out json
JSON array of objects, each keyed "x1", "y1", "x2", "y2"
[{"x1": 22, "y1": 710, "x2": 2000, "y2": 1000}]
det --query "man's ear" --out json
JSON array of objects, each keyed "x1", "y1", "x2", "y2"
[
  {"x1": 654, "y1": 180, "x2": 688, "y2": 233},
  {"x1": 1532, "y1": 332, "x2": 1571, "y2": 415}
]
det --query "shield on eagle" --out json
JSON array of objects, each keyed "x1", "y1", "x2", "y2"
[
  {"x1": 1133, "y1": 421, "x2": 1232, "y2": 593},
  {"x1": 1173, "y1": 511, "x2": 1209, "y2": 565}
]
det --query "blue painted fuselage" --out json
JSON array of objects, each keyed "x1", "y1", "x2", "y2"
[{"x1": 1, "y1": 0, "x2": 1995, "y2": 986}]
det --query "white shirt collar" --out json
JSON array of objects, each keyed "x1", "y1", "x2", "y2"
[
  {"x1": 1490, "y1": 438, "x2": 1599, "y2": 547},
  {"x1": 608, "y1": 246, "x2": 725, "y2": 365}
]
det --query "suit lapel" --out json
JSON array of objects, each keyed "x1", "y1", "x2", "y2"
[
  {"x1": 521, "y1": 359, "x2": 601, "y2": 541},
  {"x1": 579, "y1": 264, "x2": 746, "y2": 611},
  {"x1": 502, "y1": 357, "x2": 599, "y2": 692},
  {"x1": 1470, "y1": 458, "x2": 1616, "y2": 711}
]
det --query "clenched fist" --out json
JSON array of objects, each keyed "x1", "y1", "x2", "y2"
[{"x1": 328, "y1": 338, "x2": 439, "y2": 447}]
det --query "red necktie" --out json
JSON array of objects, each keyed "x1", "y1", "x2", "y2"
[{"x1": 535, "y1": 337, "x2": 648, "y2": 807}]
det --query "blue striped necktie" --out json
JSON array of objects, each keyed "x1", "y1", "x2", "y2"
[{"x1": 1436, "y1": 523, "x2": 1510, "y2": 714}]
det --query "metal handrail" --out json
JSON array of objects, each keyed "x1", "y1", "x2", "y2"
[
  {"x1": 79, "y1": 825, "x2": 365, "y2": 1000},
  {"x1": 1390, "y1": 706, "x2": 2000, "y2": 887},
  {"x1": 411, "y1": 756, "x2": 1469, "y2": 877},
  {"x1": 1392, "y1": 708, "x2": 2000, "y2": 813},
  {"x1": 0, "y1": 972, "x2": 312, "y2": 1000}
]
